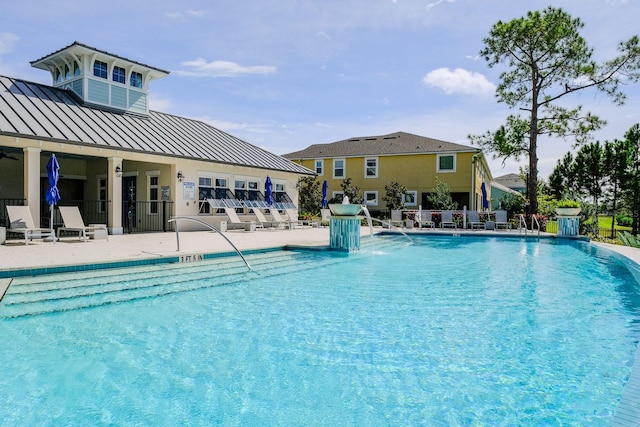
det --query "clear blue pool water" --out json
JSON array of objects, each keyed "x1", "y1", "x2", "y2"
[{"x1": 1, "y1": 236, "x2": 640, "y2": 425}]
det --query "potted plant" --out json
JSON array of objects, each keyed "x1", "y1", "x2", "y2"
[{"x1": 555, "y1": 200, "x2": 581, "y2": 216}]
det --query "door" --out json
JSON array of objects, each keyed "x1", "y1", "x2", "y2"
[{"x1": 122, "y1": 176, "x2": 137, "y2": 232}]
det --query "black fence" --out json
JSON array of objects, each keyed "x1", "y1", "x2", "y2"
[
  {"x1": 2, "y1": 199, "x2": 174, "y2": 235},
  {"x1": 122, "y1": 200, "x2": 174, "y2": 233},
  {"x1": 0, "y1": 198, "x2": 25, "y2": 227}
]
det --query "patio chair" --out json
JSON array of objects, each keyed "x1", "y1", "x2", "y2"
[
  {"x1": 467, "y1": 210, "x2": 484, "y2": 230},
  {"x1": 57, "y1": 206, "x2": 108, "y2": 241},
  {"x1": 6, "y1": 205, "x2": 56, "y2": 245},
  {"x1": 390, "y1": 210, "x2": 404, "y2": 228},
  {"x1": 270, "y1": 209, "x2": 295, "y2": 229},
  {"x1": 440, "y1": 210, "x2": 456, "y2": 229},
  {"x1": 252, "y1": 209, "x2": 290, "y2": 229},
  {"x1": 285, "y1": 208, "x2": 310, "y2": 228},
  {"x1": 495, "y1": 210, "x2": 511, "y2": 230},
  {"x1": 224, "y1": 206, "x2": 262, "y2": 231},
  {"x1": 418, "y1": 210, "x2": 435, "y2": 229}
]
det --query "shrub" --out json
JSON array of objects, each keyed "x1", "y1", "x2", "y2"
[
  {"x1": 557, "y1": 199, "x2": 580, "y2": 208},
  {"x1": 616, "y1": 214, "x2": 633, "y2": 227}
]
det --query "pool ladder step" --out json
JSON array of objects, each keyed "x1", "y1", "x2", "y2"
[{"x1": 1, "y1": 251, "x2": 337, "y2": 318}]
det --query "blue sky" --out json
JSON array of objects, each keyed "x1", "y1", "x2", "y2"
[{"x1": 1, "y1": 0, "x2": 639, "y2": 180}]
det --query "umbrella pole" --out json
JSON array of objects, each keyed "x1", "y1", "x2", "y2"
[{"x1": 49, "y1": 204, "x2": 57, "y2": 243}]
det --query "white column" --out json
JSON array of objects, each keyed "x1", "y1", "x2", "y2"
[
  {"x1": 23, "y1": 147, "x2": 42, "y2": 226},
  {"x1": 108, "y1": 157, "x2": 123, "y2": 235}
]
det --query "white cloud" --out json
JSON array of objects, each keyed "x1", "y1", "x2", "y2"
[
  {"x1": 0, "y1": 32, "x2": 19, "y2": 55},
  {"x1": 165, "y1": 9, "x2": 207, "y2": 21},
  {"x1": 176, "y1": 58, "x2": 277, "y2": 78},
  {"x1": 422, "y1": 67, "x2": 495, "y2": 95},
  {"x1": 426, "y1": 0, "x2": 455, "y2": 9}
]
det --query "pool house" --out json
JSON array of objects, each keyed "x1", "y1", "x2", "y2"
[{"x1": 0, "y1": 42, "x2": 313, "y2": 235}]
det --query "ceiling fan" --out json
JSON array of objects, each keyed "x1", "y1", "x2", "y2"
[{"x1": 0, "y1": 149, "x2": 19, "y2": 161}]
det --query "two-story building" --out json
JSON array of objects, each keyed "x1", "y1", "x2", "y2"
[
  {"x1": 283, "y1": 131, "x2": 492, "y2": 216},
  {"x1": 0, "y1": 42, "x2": 313, "y2": 234}
]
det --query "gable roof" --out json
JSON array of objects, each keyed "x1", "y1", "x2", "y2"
[
  {"x1": 0, "y1": 75, "x2": 312, "y2": 175},
  {"x1": 282, "y1": 131, "x2": 478, "y2": 159},
  {"x1": 493, "y1": 173, "x2": 526, "y2": 190}
]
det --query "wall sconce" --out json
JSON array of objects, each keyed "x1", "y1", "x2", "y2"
[
  {"x1": 115, "y1": 165, "x2": 123, "y2": 177},
  {"x1": 177, "y1": 170, "x2": 184, "y2": 182}
]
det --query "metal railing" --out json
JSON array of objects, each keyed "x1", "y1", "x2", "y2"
[
  {"x1": 122, "y1": 201, "x2": 174, "y2": 233},
  {"x1": 0, "y1": 198, "x2": 25, "y2": 227},
  {"x1": 518, "y1": 214, "x2": 540, "y2": 237}
]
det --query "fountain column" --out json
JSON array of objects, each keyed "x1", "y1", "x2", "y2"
[{"x1": 328, "y1": 200, "x2": 363, "y2": 252}]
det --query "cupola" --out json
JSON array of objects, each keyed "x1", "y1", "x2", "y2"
[{"x1": 30, "y1": 41, "x2": 169, "y2": 116}]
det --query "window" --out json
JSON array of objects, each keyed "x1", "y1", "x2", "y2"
[
  {"x1": 364, "y1": 191, "x2": 378, "y2": 206},
  {"x1": 403, "y1": 191, "x2": 417, "y2": 207},
  {"x1": 198, "y1": 177, "x2": 214, "y2": 214},
  {"x1": 437, "y1": 154, "x2": 456, "y2": 172},
  {"x1": 64, "y1": 64, "x2": 71, "y2": 80},
  {"x1": 55, "y1": 69, "x2": 62, "y2": 83},
  {"x1": 73, "y1": 61, "x2": 81, "y2": 76},
  {"x1": 315, "y1": 159, "x2": 323, "y2": 175},
  {"x1": 199, "y1": 176, "x2": 231, "y2": 214},
  {"x1": 93, "y1": 60, "x2": 108, "y2": 79},
  {"x1": 148, "y1": 174, "x2": 159, "y2": 214},
  {"x1": 130, "y1": 72, "x2": 143, "y2": 88},
  {"x1": 113, "y1": 66, "x2": 126, "y2": 84},
  {"x1": 333, "y1": 159, "x2": 345, "y2": 179},
  {"x1": 332, "y1": 191, "x2": 344, "y2": 202},
  {"x1": 365, "y1": 157, "x2": 378, "y2": 178}
]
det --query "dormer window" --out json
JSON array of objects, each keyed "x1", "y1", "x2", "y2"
[
  {"x1": 130, "y1": 72, "x2": 142, "y2": 88},
  {"x1": 113, "y1": 66, "x2": 125, "y2": 84},
  {"x1": 93, "y1": 60, "x2": 107, "y2": 79},
  {"x1": 64, "y1": 64, "x2": 71, "y2": 79},
  {"x1": 73, "y1": 61, "x2": 81, "y2": 76},
  {"x1": 54, "y1": 69, "x2": 62, "y2": 83}
]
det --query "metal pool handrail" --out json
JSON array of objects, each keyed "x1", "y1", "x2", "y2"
[
  {"x1": 168, "y1": 216, "x2": 252, "y2": 271},
  {"x1": 518, "y1": 214, "x2": 540, "y2": 237}
]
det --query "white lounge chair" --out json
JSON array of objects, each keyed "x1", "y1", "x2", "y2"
[
  {"x1": 270, "y1": 209, "x2": 294, "y2": 229},
  {"x1": 6, "y1": 205, "x2": 56, "y2": 245},
  {"x1": 440, "y1": 210, "x2": 456, "y2": 229},
  {"x1": 224, "y1": 206, "x2": 262, "y2": 231},
  {"x1": 418, "y1": 210, "x2": 435, "y2": 229},
  {"x1": 390, "y1": 209, "x2": 404, "y2": 228},
  {"x1": 467, "y1": 210, "x2": 484, "y2": 230},
  {"x1": 57, "y1": 206, "x2": 108, "y2": 241},
  {"x1": 252, "y1": 209, "x2": 289, "y2": 229},
  {"x1": 495, "y1": 210, "x2": 511, "y2": 230}
]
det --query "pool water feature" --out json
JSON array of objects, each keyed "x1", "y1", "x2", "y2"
[{"x1": 1, "y1": 236, "x2": 639, "y2": 425}]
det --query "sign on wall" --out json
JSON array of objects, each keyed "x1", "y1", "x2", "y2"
[
  {"x1": 161, "y1": 186, "x2": 170, "y2": 201},
  {"x1": 183, "y1": 181, "x2": 195, "y2": 200}
]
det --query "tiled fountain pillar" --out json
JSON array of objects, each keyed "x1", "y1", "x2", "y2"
[
  {"x1": 557, "y1": 216, "x2": 580, "y2": 237},
  {"x1": 329, "y1": 217, "x2": 361, "y2": 252}
]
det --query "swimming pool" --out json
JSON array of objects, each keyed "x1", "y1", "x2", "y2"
[{"x1": 1, "y1": 236, "x2": 639, "y2": 425}]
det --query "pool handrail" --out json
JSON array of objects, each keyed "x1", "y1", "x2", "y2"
[
  {"x1": 518, "y1": 214, "x2": 540, "y2": 237},
  {"x1": 168, "y1": 216, "x2": 252, "y2": 271}
]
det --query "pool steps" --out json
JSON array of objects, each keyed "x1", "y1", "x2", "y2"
[{"x1": 0, "y1": 237, "x2": 405, "y2": 318}]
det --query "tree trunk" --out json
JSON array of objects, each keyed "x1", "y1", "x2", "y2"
[{"x1": 528, "y1": 109, "x2": 539, "y2": 215}]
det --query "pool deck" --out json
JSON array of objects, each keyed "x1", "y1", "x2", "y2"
[{"x1": 1, "y1": 226, "x2": 640, "y2": 271}]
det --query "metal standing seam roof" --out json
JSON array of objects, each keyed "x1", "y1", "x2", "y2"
[
  {"x1": 0, "y1": 75, "x2": 313, "y2": 175},
  {"x1": 282, "y1": 131, "x2": 479, "y2": 159}
]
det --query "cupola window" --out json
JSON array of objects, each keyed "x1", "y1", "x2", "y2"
[
  {"x1": 130, "y1": 71, "x2": 143, "y2": 88},
  {"x1": 93, "y1": 60, "x2": 108, "y2": 79},
  {"x1": 113, "y1": 66, "x2": 125, "y2": 84}
]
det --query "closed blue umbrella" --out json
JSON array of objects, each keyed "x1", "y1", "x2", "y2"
[
  {"x1": 46, "y1": 154, "x2": 61, "y2": 240},
  {"x1": 265, "y1": 176, "x2": 273, "y2": 206},
  {"x1": 321, "y1": 180, "x2": 328, "y2": 208},
  {"x1": 481, "y1": 182, "x2": 489, "y2": 210}
]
